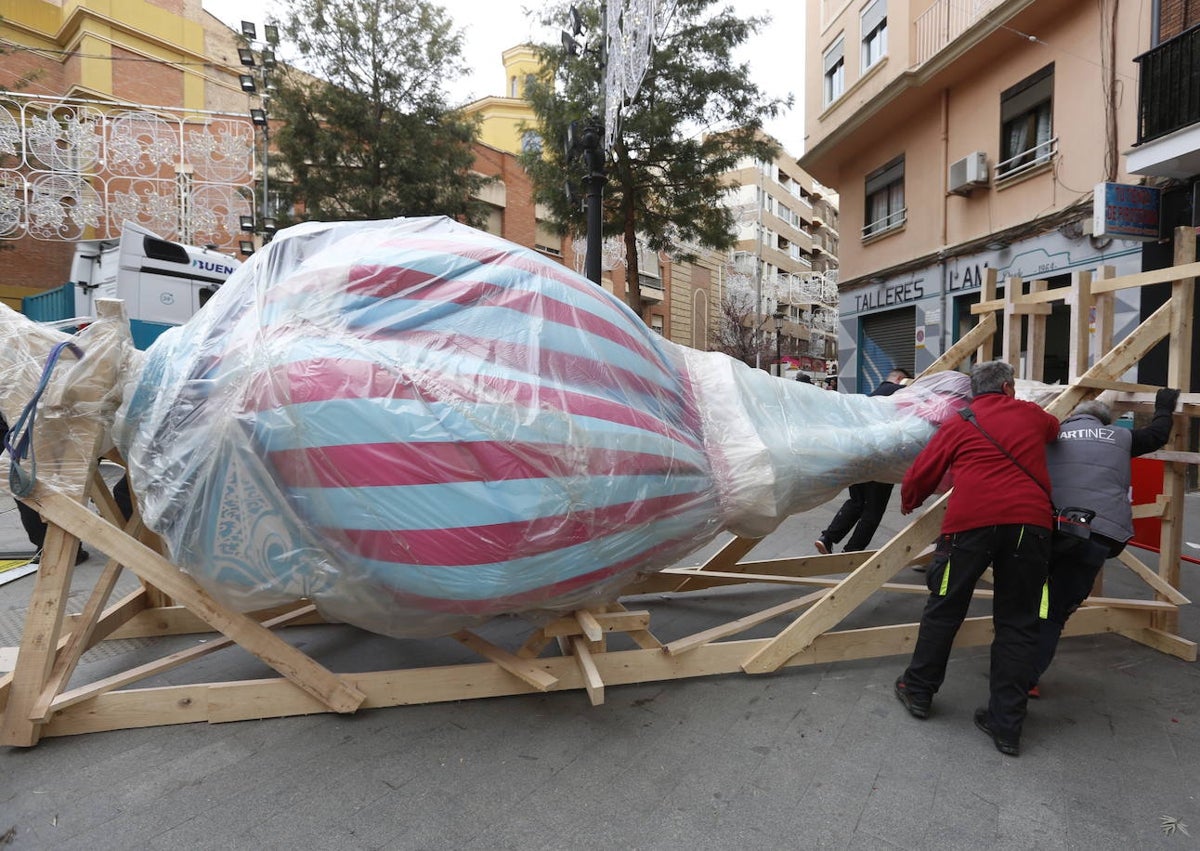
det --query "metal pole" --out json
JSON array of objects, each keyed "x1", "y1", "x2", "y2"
[
  {"x1": 775, "y1": 322, "x2": 782, "y2": 377},
  {"x1": 754, "y1": 162, "x2": 764, "y2": 369},
  {"x1": 582, "y1": 118, "x2": 605, "y2": 284}
]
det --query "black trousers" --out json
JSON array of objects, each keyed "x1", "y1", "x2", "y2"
[
  {"x1": 15, "y1": 475, "x2": 133, "y2": 550},
  {"x1": 820, "y1": 481, "x2": 895, "y2": 552},
  {"x1": 1034, "y1": 532, "x2": 1125, "y2": 681},
  {"x1": 901, "y1": 524, "x2": 1051, "y2": 740}
]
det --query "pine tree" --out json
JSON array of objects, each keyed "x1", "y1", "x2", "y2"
[
  {"x1": 271, "y1": 0, "x2": 489, "y2": 224},
  {"x1": 521, "y1": 0, "x2": 791, "y2": 314}
]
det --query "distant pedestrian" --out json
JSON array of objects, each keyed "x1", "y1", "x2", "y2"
[
  {"x1": 1032, "y1": 389, "x2": 1179, "y2": 695},
  {"x1": 796, "y1": 373, "x2": 813, "y2": 384},
  {"x1": 814, "y1": 368, "x2": 911, "y2": 555},
  {"x1": 893, "y1": 361, "x2": 1059, "y2": 757}
]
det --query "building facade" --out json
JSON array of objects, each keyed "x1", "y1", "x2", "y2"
[
  {"x1": 0, "y1": 0, "x2": 261, "y2": 307},
  {"x1": 801, "y1": 0, "x2": 1186, "y2": 393},
  {"x1": 725, "y1": 152, "x2": 840, "y2": 380}
]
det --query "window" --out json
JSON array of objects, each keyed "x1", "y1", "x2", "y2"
[
  {"x1": 861, "y1": 0, "x2": 887, "y2": 71},
  {"x1": 998, "y1": 64, "x2": 1054, "y2": 178},
  {"x1": 823, "y1": 38, "x2": 845, "y2": 106},
  {"x1": 863, "y1": 155, "x2": 905, "y2": 238}
]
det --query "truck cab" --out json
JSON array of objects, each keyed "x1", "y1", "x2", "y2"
[{"x1": 69, "y1": 222, "x2": 241, "y2": 349}]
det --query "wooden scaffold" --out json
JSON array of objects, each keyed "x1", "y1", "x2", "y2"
[{"x1": 0, "y1": 233, "x2": 1196, "y2": 747}]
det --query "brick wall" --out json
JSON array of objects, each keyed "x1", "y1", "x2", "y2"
[
  {"x1": 1159, "y1": 0, "x2": 1200, "y2": 39},
  {"x1": 1, "y1": 238, "x2": 73, "y2": 292}
]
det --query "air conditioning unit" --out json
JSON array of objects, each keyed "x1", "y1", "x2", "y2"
[{"x1": 948, "y1": 151, "x2": 989, "y2": 195}]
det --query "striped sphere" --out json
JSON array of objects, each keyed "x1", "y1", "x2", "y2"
[{"x1": 120, "y1": 218, "x2": 722, "y2": 637}]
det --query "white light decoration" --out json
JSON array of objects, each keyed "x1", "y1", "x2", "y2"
[
  {"x1": 0, "y1": 93, "x2": 255, "y2": 249},
  {"x1": 603, "y1": 0, "x2": 658, "y2": 150}
]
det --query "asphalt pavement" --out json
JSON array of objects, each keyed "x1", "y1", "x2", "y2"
[{"x1": 2, "y1": 474, "x2": 1199, "y2": 850}]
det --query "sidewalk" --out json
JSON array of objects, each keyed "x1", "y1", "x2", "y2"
[{"x1": 1, "y1": 485, "x2": 1198, "y2": 850}]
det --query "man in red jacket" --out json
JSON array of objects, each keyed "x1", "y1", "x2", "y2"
[{"x1": 893, "y1": 360, "x2": 1060, "y2": 757}]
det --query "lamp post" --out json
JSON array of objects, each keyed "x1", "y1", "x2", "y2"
[
  {"x1": 773, "y1": 311, "x2": 785, "y2": 377},
  {"x1": 240, "y1": 21, "x2": 278, "y2": 250}
]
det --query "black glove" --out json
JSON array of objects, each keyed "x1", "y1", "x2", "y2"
[{"x1": 1155, "y1": 387, "x2": 1180, "y2": 412}]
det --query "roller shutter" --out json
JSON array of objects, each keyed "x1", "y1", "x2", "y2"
[{"x1": 860, "y1": 307, "x2": 915, "y2": 391}]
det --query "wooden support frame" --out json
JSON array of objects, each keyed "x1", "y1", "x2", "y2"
[{"x1": 1, "y1": 255, "x2": 1197, "y2": 745}]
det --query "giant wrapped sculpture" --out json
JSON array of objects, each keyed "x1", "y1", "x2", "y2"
[{"x1": 101, "y1": 217, "x2": 965, "y2": 637}]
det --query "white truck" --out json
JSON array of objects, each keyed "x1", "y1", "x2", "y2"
[{"x1": 28, "y1": 222, "x2": 242, "y2": 349}]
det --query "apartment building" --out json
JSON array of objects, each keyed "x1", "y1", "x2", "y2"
[
  {"x1": 802, "y1": 0, "x2": 1178, "y2": 393},
  {"x1": 724, "y1": 153, "x2": 840, "y2": 379}
]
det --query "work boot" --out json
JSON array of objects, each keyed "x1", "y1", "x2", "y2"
[
  {"x1": 894, "y1": 676, "x2": 931, "y2": 719},
  {"x1": 814, "y1": 538, "x2": 830, "y2": 555},
  {"x1": 974, "y1": 708, "x2": 1019, "y2": 756}
]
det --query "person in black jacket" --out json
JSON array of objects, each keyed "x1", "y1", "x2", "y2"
[
  {"x1": 1032, "y1": 388, "x2": 1180, "y2": 694},
  {"x1": 814, "y1": 368, "x2": 912, "y2": 554},
  {"x1": 1, "y1": 412, "x2": 132, "y2": 564}
]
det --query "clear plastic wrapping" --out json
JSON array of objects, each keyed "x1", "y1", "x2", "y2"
[{"x1": 110, "y1": 217, "x2": 970, "y2": 637}]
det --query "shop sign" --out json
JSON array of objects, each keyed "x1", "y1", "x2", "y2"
[{"x1": 1093, "y1": 182, "x2": 1161, "y2": 241}]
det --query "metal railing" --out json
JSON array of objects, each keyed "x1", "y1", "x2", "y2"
[
  {"x1": 913, "y1": 0, "x2": 1001, "y2": 66},
  {"x1": 861, "y1": 207, "x2": 907, "y2": 240},
  {"x1": 1134, "y1": 24, "x2": 1200, "y2": 144},
  {"x1": 994, "y1": 136, "x2": 1058, "y2": 182}
]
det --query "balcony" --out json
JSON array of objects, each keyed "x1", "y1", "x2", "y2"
[
  {"x1": 1128, "y1": 24, "x2": 1200, "y2": 178},
  {"x1": 914, "y1": 0, "x2": 1004, "y2": 67}
]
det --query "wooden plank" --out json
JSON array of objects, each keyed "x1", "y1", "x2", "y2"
[
  {"x1": 1131, "y1": 496, "x2": 1168, "y2": 520},
  {"x1": 90, "y1": 601, "x2": 327, "y2": 640},
  {"x1": 1141, "y1": 450, "x2": 1200, "y2": 465},
  {"x1": 1077, "y1": 377, "x2": 1171, "y2": 394},
  {"x1": 569, "y1": 636, "x2": 604, "y2": 706},
  {"x1": 1116, "y1": 549, "x2": 1191, "y2": 605},
  {"x1": 1081, "y1": 596, "x2": 1177, "y2": 612},
  {"x1": 38, "y1": 606, "x2": 1139, "y2": 737},
  {"x1": 1, "y1": 521, "x2": 89, "y2": 747},
  {"x1": 515, "y1": 629, "x2": 551, "y2": 659},
  {"x1": 1087, "y1": 258, "x2": 1200, "y2": 294},
  {"x1": 30, "y1": 489, "x2": 365, "y2": 715},
  {"x1": 29, "y1": 546, "x2": 130, "y2": 722},
  {"x1": 1044, "y1": 301, "x2": 1173, "y2": 419},
  {"x1": 43, "y1": 605, "x2": 319, "y2": 718},
  {"x1": 664, "y1": 590, "x2": 829, "y2": 655},
  {"x1": 602, "y1": 602, "x2": 663, "y2": 649},
  {"x1": 742, "y1": 496, "x2": 946, "y2": 673},
  {"x1": 920, "y1": 311, "x2": 996, "y2": 376},
  {"x1": 1116, "y1": 627, "x2": 1198, "y2": 662},
  {"x1": 1028, "y1": 278, "x2": 1048, "y2": 382},
  {"x1": 574, "y1": 609, "x2": 604, "y2": 642},
  {"x1": 1002, "y1": 276, "x2": 1024, "y2": 372},
  {"x1": 454, "y1": 630, "x2": 559, "y2": 692},
  {"x1": 1068, "y1": 269, "x2": 1093, "y2": 382},
  {"x1": 1155, "y1": 228, "x2": 1195, "y2": 634},
  {"x1": 541, "y1": 611, "x2": 651, "y2": 638},
  {"x1": 976, "y1": 267, "x2": 998, "y2": 363}
]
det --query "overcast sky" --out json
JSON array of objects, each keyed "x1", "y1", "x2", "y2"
[{"x1": 200, "y1": 0, "x2": 807, "y2": 155}]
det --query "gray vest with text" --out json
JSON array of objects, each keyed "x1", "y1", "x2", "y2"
[{"x1": 1045, "y1": 413, "x2": 1134, "y2": 542}]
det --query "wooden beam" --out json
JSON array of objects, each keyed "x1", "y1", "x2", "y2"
[
  {"x1": 741, "y1": 497, "x2": 946, "y2": 673},
  {"x1": 541, "y1": 611, "x2": 651, "y2": 638},
  {"x1": 1116, "y1": 627, "x2": 1198, "y2": 661},
  {"x1": 454, "y1": 630, "x2": 559, "y2": 692},
  {"x1": 38, "y1": 606, "x2": 1140, "y2": 737},
  {"x1": 664, "y1": 590, "x2": 829, "y2": 655},
  {"x1": 1068, "y1": 269, "x2": 1093, "y2": 382},
  {"x1": 43, "y1": 605, "x2": 319, "y2": 719},
  {"x1": 30, "y1": 490, "x2": 365, "y2": 716},
  {"x1": 569, "y1": 637, "x2": 604, "y2": 706},
  {"x1": 920, "y1": 311, "x2": 996, "y2": 377},
  {"x1": 574, "y1": 609, "x2": 604, "y2": 642},
  {"x1": 1087, "y1": 258, "x2": 1200, "y2": 294}
]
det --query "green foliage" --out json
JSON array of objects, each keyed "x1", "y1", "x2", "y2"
[
  {"x1": 520, "y1": 0, "x2": 791, "y2": 307},
  {"x1": 271, "y1": 0, "x2": 489, "y2": 224}
]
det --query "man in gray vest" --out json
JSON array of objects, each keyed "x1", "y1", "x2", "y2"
[{"x1": 1034, "y1": 388, "x2": 1180, "y2": 693}]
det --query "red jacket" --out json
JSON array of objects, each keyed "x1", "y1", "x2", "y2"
[{"x1": 901, "y1": 391, "x2": 1060, "y2": 533}]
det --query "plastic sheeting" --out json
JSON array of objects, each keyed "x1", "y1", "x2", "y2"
[{"x1": 114, "y1": 217, "x2": 971, "y2": 637}]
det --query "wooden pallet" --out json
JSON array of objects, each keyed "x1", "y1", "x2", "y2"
[{"x1": 1, "y1": 235, "x2": 1196, "y2": 746}]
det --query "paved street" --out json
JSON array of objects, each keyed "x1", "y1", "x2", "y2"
[{"x1": 2, "y1": 477, "x2": 1199, "y2": 850}]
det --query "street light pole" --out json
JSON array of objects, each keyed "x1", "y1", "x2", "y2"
[{"x1": 773, "y1": 310, "x2": 784, "y2": 377}]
